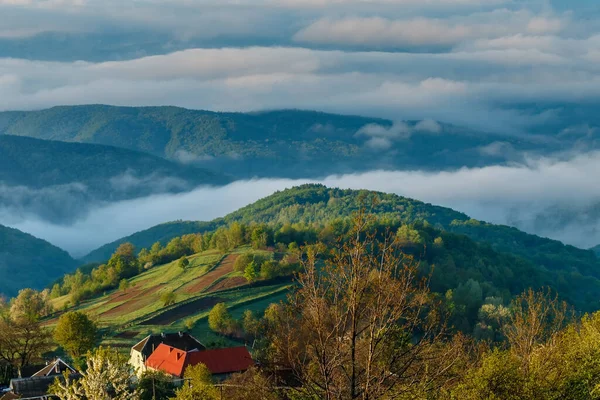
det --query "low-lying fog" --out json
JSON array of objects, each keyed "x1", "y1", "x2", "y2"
[{"x1": 3, "y1": 151, "x2": 600, "y2": 258}]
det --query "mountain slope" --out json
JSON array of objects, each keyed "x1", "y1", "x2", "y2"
[
  {"x1": 0, "y1": 105, "x2": 551, "y2": 178},
  {"x1": 81, "y1": 185, "x2": 468, "y2": 262},
  {"x1": 0, "y1": 135, "x2": 229, "y2": 223},
  {"x1": 0, "y1": 224, "x2": 77, "y2": 297},
  {"x1": 593, "y1": 245, "x2": 600, "y2": 256},
  {"x1": 83, "y1": 185, "x2": 600, "y2": 295}
]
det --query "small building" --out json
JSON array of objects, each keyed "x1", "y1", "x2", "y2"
[
  {"x1": 1, "y1": 359, "x2": 78, "y2": 400},
  {"x1": 130, "y1": 332, "x2": 205, "y2": 376},
  {"x1": 145, "y1": 344, "x2": 255, "y2": 380}
]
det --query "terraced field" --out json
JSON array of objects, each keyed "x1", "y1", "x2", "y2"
[{"x1": 49, "y1": 247, "x2": 293, "y2": 350}]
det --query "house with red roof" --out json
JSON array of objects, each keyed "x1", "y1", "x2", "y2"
[{"x1": 145, "y1": 343, "x2": 254, "y2": 380}]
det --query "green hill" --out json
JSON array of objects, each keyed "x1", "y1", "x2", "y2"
[
  {"x1": 81, "y1": 185, "x2": 467, "y2": 263},
  {"x1": 0, "y1": 224, "x2": 77, "y2": 297},
  {"x1": 0, "y1": 135, "x2": 229, "y2": 222},
  {"x1": 593, "y1": 245, "x2": 600, "y2": 256},
  {"x1": 50, "y1": 207, "x2": 600, "y2": 352},
  {"x1": 82, "y1": 185, "x2": 600, "y2": 304},
  {"x1": 0, "y1": 105, "x2": 549, "y2": 178}
]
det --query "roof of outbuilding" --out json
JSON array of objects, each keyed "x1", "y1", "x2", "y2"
[
  {"x1": 188, "y1": 346, "x2": 255, "y2": 375},
  {"x1": 31, "y1": 358, "x2": 76, "y2": 377}
]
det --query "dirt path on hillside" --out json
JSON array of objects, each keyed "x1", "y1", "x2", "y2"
[
  {"x1": 180, "y1": 254, "x2": 238, "y2": 294},
  {"x1": 140, "y1": 296, "x2": 224, "y2": 325},
  {"x1": 207, "y1": 276, "x2": 247, "y2": 293}
]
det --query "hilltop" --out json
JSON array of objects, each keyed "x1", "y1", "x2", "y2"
[
  {"x1": 0, "y1": 224, "x2": 77, "y2": 297},
  {"x1": 80, "y1": 185, "x2": 600, "y2": 308},
  {"x1": 48, "y1": 196, "x2": 600, "y2": 353},
  {"x1": 0, "y1": 105, "x2": 551, "y2": 179},
  {"x1": 0, "y1": 135, "x2": 229, "y2": 223},
  {"x1": 82, "y1": 185, "x2": 468, "y2": 262}
]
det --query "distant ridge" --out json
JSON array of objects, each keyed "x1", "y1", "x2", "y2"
[{"x1": 0, "y1": 105, "x2": 545, "y2": 179}]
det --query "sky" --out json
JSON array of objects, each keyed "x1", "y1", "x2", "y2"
[
  {"x1": 0, "y1": 0, "x2": 600, "y2": 131},
  {"x1": 1, "y1": 0, "x2": 600, "y2": 255}
]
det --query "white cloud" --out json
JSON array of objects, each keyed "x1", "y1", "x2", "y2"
[
  {"x1": 294, "y1": 17, "x2": 472, "y2": 47},
  {"x1": 6, "y1": 151, "x2": 600, "y2": 255},
  {"x1": 415, "y1": 119, "x2": 442, "y2": 133}
]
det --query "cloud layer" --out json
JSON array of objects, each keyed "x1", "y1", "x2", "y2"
[
  {"x1": 0, "y1": 0, "x2": 597, "y2": 134},
  {"x1": 4, "y1": 151, "x2": 600, "y2": 256}
]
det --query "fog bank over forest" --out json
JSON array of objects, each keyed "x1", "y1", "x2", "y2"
[{"x1": 3, "y1": 150, "x2": 599, "y2": 256}]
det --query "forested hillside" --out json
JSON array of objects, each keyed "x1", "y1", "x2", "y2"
[
  {"x1": 81, "y1": 185, "x2": 600, "y2": 311},
  {"x1": 0, "y1": 135, "x2": 227, "y2": 189},
  {"x1": 0, "y1": 135, "x2": 229, "y2": 222},
  {"x1": 81, "y1": 185, "x2": 469, "y2": 262},
  {"x1": 0, "y1": 105, "x2": 551, "y2": 178},
  {"x1": 0, "y1": 224, "x2": 77, "y2": 297},
  {"x1": 593, "y1": 245, "x2": 600, "y2": 256}
]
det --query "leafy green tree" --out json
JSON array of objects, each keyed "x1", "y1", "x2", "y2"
[
  {"x1": 10, "y1": 288, "x2": 53, "y2": 322},
  {"x1": 244, "y1": 262, "x2": 258, "y2": 282},
  {"x1": 227, "y1": 222, "x2": 245, "y2": 249},
  {"x1": 160, "y1": 292, "x2": 176, "y2": 307},
  {"x1": 0, "y1": 312, "x2": 52, "y2": 377},
  {"x1": 50, "y1": 284, "x2": 63, "y2": 299},
  {"x1": 54, "y1": 311, "x2": 97, "y2": 359},
  {"x1": 251, "y1": 226, "x2": 269, "y2": 249},
  {"x1": 260, "y1": 260, "x2": 279, "y2": 280},
  {"x1": 178, "y1": 256, "x2": 190, "y2": 270},
  {"x1": 107, "y1": 242, "x2": 139, "y2": 279},
  {"x1": 172, "y1": 364, "x2": 218, "y2": 400},
  {"x1": 138, "y1": 370, "x2": 176, "y2": 400},
  {"x1": 234, "y1": 253, "x2": 254, "y2": 273},
  {"x1": 208, "y1": 303, "x2": 233, "y2": 334},
  {"x1": 242, "y1": 310, "x2": 260, "y2": 339},
  {"x1": 454, "y1": 350, "x2": 525, "y2": 400},
  {"x1": 119, "y1": 279, "x2": 130, "y2": 293}
]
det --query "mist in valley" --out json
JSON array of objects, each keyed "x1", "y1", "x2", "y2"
[{"x1": 1, "y1": 150, "x2": 599, "y2": 257}]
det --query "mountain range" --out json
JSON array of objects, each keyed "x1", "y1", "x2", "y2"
[{"x1": 0, "y1": 105, "x2": 574, "y2": 179}]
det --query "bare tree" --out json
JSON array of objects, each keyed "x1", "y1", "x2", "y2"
[
  {"x1": 269, "y1": 205, "x2": 461, "y2": 400},
  {"x1": 502, "y1": 288, "x2": 570, "y2": 368}
]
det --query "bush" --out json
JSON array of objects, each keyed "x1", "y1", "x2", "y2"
[
  {"x1": 208, "y1": 303, "x2": 233, "y2": 334},
  {"x1": 234, "y1": 253, "x2": 254, "y2": 273},
  {"x1": 160, "y1": 292, "x2": 176, "y2": 307}
]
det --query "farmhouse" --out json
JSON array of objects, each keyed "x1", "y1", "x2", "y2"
[
  {"x1": 129, "y1": 332, "x2": 205, "y2": 376},
  {"x1": 0, "y1": 359, "x2": 78, "y2": 400},
  {"x1": 145, "y1": 344, "x2": 254, "y2": 380}
]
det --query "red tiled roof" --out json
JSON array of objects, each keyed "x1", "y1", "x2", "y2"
[
  {"x1": 145, "y1": 344, "x2": 188, "y2": 377},
  {"x1": 188, "y1": 346, "x2": 255, "y2": 375},
  {"x1": 145, "y1": 344, "x2": 254, "y2": 378}
]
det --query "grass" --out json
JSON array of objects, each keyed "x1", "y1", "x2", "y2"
[{"x1": 49, "y1": 247, "x2": 295, "y2": 350}]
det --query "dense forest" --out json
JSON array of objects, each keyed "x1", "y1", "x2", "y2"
[
  {"x1": 0, "y1": 135, "x2": 228, "y2": 190},
  {"x1": 0, "y1": 105, "x2": 555, "y2": 178},
  {"x1": 0, "y1": 224, "x2": 77, "y2": 297}
]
